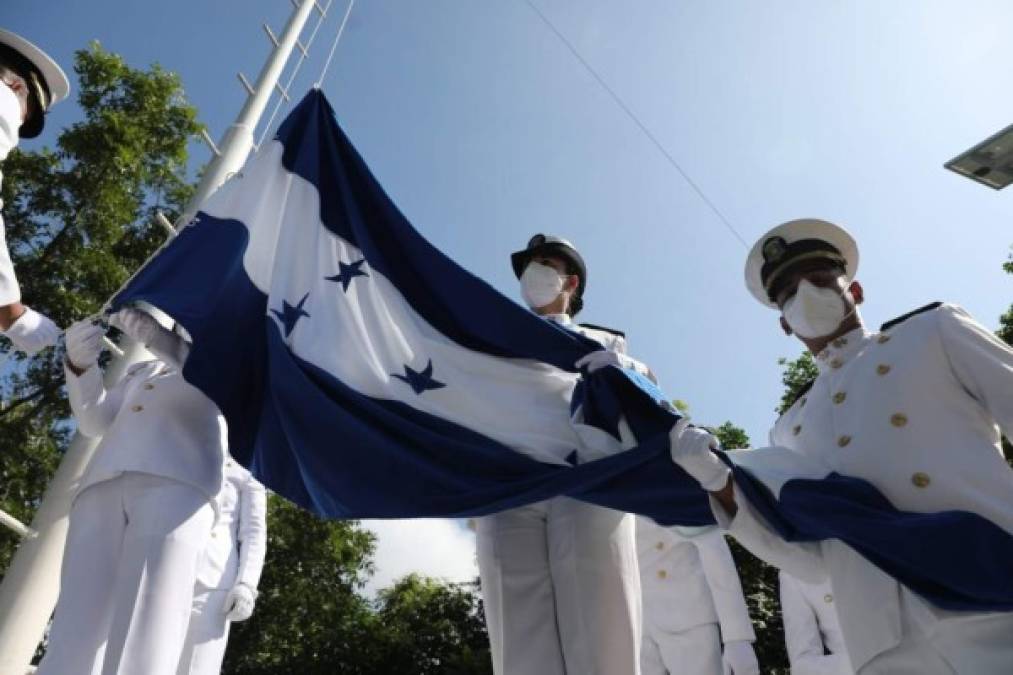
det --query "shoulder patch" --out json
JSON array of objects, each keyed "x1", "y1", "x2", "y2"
[
  {"x1": 879, "y1": 302, "x2": 943, "y2": 332},
  {"x1": 578, "y1": 323, "x2": 626, "y2": 338}
]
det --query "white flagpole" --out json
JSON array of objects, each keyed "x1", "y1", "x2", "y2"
[{"x1": 0, "y1": 2, "x2": 320, "y2": 671}]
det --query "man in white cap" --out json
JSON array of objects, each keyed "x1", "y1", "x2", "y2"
[
  {"x1": 37, "y1": 306, "x2": 225, "y2": 675},
  {"x1": 668, "y1": 218, "x2": 1013, "y2": 673},
  {"x1": 636, "y1": 519, "x2": 759, "y2": 675},
  {"x1": 475, "y1": 234, "x2": 654, "y2": 675},
  {"x1": 779, "y1": 571, "x2": 851, "y2": 675},
  {"x1": 177, "y1": 457, "x2": 267, "y2": 675},
  {"x1": 0, "y1": 28, "x2": 69, "y2": 353}
]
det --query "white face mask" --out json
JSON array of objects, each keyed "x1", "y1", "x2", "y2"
[
  {"x1": 0, "y1": 84, "x2": 21, "y2": 162},
  {"x1": 782, "y1": 279, "x2": 853, "y2": 339},
  {"x1": 520, "y1": 262, "x2": 565, "y2": 309}
]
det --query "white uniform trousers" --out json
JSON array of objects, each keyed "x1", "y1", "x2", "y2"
[
  {"x1": 38, "y1": 473, "x2": 213, "y2": 675},
  {"x1": 641, "y1": 622, "x2": 722, "y2": 675},
  {"x1": 176, "y1": 589, "x2": 232, "y2": 675},
  {"x1": 476, "y1": 497, "x2": 641, "y2": 675}
]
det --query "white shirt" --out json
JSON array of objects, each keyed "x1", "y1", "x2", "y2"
[
  {"x1": 714, "y1": 304, "x2": 1013, "y2": 670},
  {"x1": 67, "y1": 360, "x2": 227, "y2": 505}
]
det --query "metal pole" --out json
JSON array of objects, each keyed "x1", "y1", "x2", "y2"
[
  {"x1": 179, "y1": 0, "x2": 319, "y2": 226},
  {"x1": 0, "y1": 2, "x2": 318, "y2": 671}
]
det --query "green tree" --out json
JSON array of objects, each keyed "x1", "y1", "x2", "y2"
[
  {"x1": 775, "y1": 352, "x2": 818, "y2": 415},
  {"x1": 222, "y1": 495, "x2": 380, "y2": 675},
  {"x1": 0, "y1": 42, "x2": 200, "y2": 576},
  {"x1": 711, "y1": 422, "x2": 789, "y2": 674},
  {"x1": 371, "y1": 575, "x2": 493, "y2": 675},
  {"x1": 999, "y1": 250, "x2": 1013, "y2": 346}
]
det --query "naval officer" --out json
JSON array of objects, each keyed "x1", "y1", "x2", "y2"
[
  {"x1": 177, "y1": 458, "x2": 267, "y2": 675},
  {"x1": 779, "y1": 571, "x2": 851, "y2": 675},
  {"x1": 475, "y1": 234, "x2": 654, "y2": 675},
  {"x1": 636, "y1": 519, "x2": 759, "y2": 675},
  {"x1": 0, "y1": 28, "x2": 67, "y2": 353},
  {"x1": 38, "y1": 307, "x2": 225, "y2": 675},
  {"x1": 669, "y1": 218, "x2": 1013, "y2": 673}
]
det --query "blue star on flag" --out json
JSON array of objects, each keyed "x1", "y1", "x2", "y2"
[
  {"x1": 392, "y1": 359, "x2": 446, "y2": 395},
  {"x1": 271, "y1": 292, "x2": 310, "y2": 337},
  {"x1": 325, "y1": 258, "x2": 369, "y2": 292}
]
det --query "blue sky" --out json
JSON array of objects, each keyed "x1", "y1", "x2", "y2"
[{"x1": 6, "y1": 1, "x2": 1013, "y2": 586}]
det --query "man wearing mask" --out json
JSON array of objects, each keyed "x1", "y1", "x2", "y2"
[
  {"x1": 669, "y1": 218, "x2": 1013, "y2": 673},
  {"x1": 636, "y1": 520, "x2": 759, "y2": 675},
  {"x1": 475, "y1": 234, "x2": 654, "y2": 675},
  {"x1": 0, "y1": 29, "x2": 67, "y2": 353}
]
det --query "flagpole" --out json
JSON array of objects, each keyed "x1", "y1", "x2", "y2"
[{"x1": 0, "y1": 2, "x2": 321, "y2": 671}]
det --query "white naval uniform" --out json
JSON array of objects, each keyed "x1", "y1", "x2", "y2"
[
  {"x1": 38, "y1": 360, "x2": 227, "y2": 675},
  {"x1": 636, "y1": 519, "x2": 756, "y2": 675},
  {"x1": 177, "y1": 460, "x2": 267, "y2": 675},
  {"x1": 779, "y1": 572, "x2": 851, "y2": 675},
  {"x1": 713, "y1": 304, "x2": 1013, "y2": 674},
  {"x1": 476, "y1": 314, "x2": 642, "y2": 675}
]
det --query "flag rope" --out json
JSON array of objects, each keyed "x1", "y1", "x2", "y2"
[
  {"x1": 314, "y1": 0, "x2": 356, "y2": 90},
  {"x1": 522, "y1": 0, "x2": 749, "y2": 249}
]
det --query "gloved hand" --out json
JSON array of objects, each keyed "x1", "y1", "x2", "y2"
[
  {"x1": 722, "y1": 640, "x2": 760, "y2": 675},
  {"x1": 3, "y1": 307, "x2": 61, "y2": 355},
  {"x1": 575, "y1": 350, "x2": 655, "y2": 383},
  {"x1": 224, "y1": 583, "x2": 257, "y2": 622},
  {"x1": 109, "y1": 307, "x2": 162, "y2": 346},
  {"x1": 669, "y1": 421, "x2": 730, "y2": 492},
  {"x1": 109, "y1": 307, "x2": 189, "y2": 369},
  {"x1": 575, "y1": 350, "x2": 635, "y2": 373},
  {"x1": 64, "y1": 320, "x2": 105, "y2": 371}
]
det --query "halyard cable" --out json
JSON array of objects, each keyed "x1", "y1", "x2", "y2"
[{"x1": 522, "y1": 0, "x2": 749, "y2": 249}]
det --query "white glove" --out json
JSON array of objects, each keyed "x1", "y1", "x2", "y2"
[
  {"x1": 64, "y1": 320, "x2": 105, "y2": 371},
  {"x1": 575, "y1": 350, "x2": 655, "y2": 383},
  {"x1": 224, "y1": 583, "x2": 257, "y2": 622},
  {"x1": 575, "y1": 350, "x2": 634, "y2": 372},
  {"x1": 722, "y1": 640, "x2": 760, "y2": 675},
  {"x1": 109, "y1": 307, "x2": 162, "y2": 345},
  {"x1": 109, "y1": 307, "x2": 189, "y2": 369},
  {"x1": 669, "y1": 421, "x2": 730, "y2": 492},
  {"x1": 4, "y1": 307, "x2": 61, "y2": 355}
]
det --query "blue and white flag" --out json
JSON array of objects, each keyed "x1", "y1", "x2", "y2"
[{"x1": 113, "y1": 90, "x2": 1013, "y2": 611}]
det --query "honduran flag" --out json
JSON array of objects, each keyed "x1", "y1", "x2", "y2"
[{"x1": 112, "y1": 90, "x2": 1013, "y2": 611}]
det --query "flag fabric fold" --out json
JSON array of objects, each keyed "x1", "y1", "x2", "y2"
[{"x1": 112, "y1": 90, "x2": 1013, "y2": 611}]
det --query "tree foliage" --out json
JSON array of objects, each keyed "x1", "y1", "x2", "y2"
[{"x1": 775, "y1": 352, "x2": 818, "y2": 415}]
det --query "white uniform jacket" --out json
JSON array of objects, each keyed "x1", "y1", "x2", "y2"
[
  {"x1": 637, "y1": 518, "x2": 755, "y2": 642},
  {"x1": 714, "y1": 303, "x2": 1013, "y2": 671},
  {"x1": 779, "y1": 571, "x2": 851, "y2": 675},
  {"x1": 196, "y1": 459, "x2": 268, "y2": 591},
  {"x1": 67, "y1": 359, "x2": 227, "y2": 504}
]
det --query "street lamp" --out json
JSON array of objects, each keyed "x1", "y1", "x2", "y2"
[{"x1": 945, "y1": 123, "x2": 1013, "y2": 190}]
